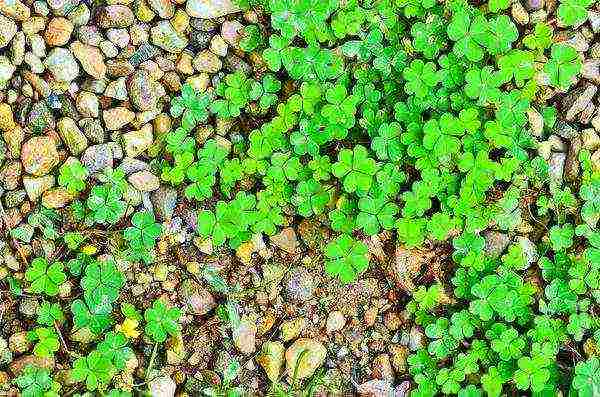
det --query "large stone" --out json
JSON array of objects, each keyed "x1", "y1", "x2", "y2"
[
  {"x1": 9, "y1": 355, "x2": 54, "y2": 375},
  {"x1": 44, "y1": 17, "x2": 73, "y2": 46},
  {"x1": 122, "y1": 124, "x2": 153, "y2": 157},
  {"x1": 0, "y1": 15, "x2": 17, "y2": 48},
  {"x1": 0, "y1": 56, "x2": 15, "y2": 88},
  {"x1": 149, "y1": 375, "x2": 176, "y2": 397},
  {"x1": 257, "y1": 342, "x2": 285, "y2": 382},
  {"x1": 57, "y1": 117, "x2": 88, "y2": 155},
  {"x1": 127, "y1": 70, "x2": 159, "y2": 111},
  {"x1": 23, "y1": 175, "x2": 55, "y2": 202},
  {"x1": 151, "y1": 21, "x2": 188, "y2": 53},
  {"x1": 70, "y1": 41, "x2": 107, "y2": 79},
  {"x1": 186, "y1": 0, "x2": 240, "y2": 19},
  {"x1": 0, "y1": 0, "x2": 30, "y2": 21},
  {"x1": 21, "y1": 136, "x2": 59, "y2": 176},
  {"x1": 285, "y1": 339, "x2": 327, "y2": 380},
  {"x1": 44, "y1": 48, "x2": 79, "y2": 82},
  {"x1": 270, "y1": 227, "x2": 298, "y2": 254},
  {"x1": 148, "y1": 0, "x2": 174, "y2": 18},
  {"x1": 97, "y1": 5, "x2": 135, "y2": 28},
  {"x1": 103, "y1": 107, "x2": 135, "y2": 130},
  {"x1": 178, "y1": 278, "x2": 216, "y2": 315},
  {"x1": 233, "y1": 319, "x2": 257, "y2": 354},
  {"x1": 76, "y1": 91, "x2": 100, "y2": 118},
  {"x1": 81, "y1": 144, "x2": 113, "y2": 174},
  {"x1": 128, "y1": 170, "x2": 159, "y2": 191},
  {"x1": 42, "y1": 187, "x2": 74, "y2": 208},
  {"x1": 151, "y1": 186, "x2": 177, "y2": 221},
  {"x1": 0, "y1": 103, "x2": 16, "y2": 132}
]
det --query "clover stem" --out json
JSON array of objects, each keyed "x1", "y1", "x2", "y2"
[
  {"x1": 54, "y1": 321, "x2": 72, "y2": 356},
  {"x1": 146, "y1": 342, "x2": 159, "y2": 380}
]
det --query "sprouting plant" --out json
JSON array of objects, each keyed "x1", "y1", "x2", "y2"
[
  {"x1": 144, "y1": 299, "x2": 182, "y2": 343},
  {"x1": 80, "y1": 258, "x2": 125, "y2": 313},
  {"x1": 124, "y1": 211, "x2": 162, "y2": 263},
  {"x1": 211, "y1": 71, "x2": 262, "y2": 118},
  {"x1": 572, "y1": 357, "x2": 600, "y2": 396},
  {"x1": 25, "y1": 258, "x2": 66, "y2": 296},
  {"x1": 544, "y1": 44, "x2": 582, "y2": 91},
  {"x1": 58, "y1": 158, "x2": 88, "y2": 194},
  {"x1": 97, "y1": 332, "x2": 133, "y2": 370},
  {"x1": 14, "y1": 365, "x2": 60, "y2": 397},
  {"x1": 86, "y1": 185, "x2": 126, "y2": 225},
  {"x1": 27, "y1": 327, "x2": 60, "y2": 358},
  {"x1": 239, "y1": 24, "x2": 263, "y2": 52},
  {"x1": 71, "y1": 351, "x2": 115, "y2": 391},
  {"x1": 332, "y1": 145, "x2": 378, "y2": 195},
  {"x1": 324, "y1": 234, "x2": 369, "y2": 283},
  {"x1": 37, "y1": 302, "x2": 65, "y2": 326},
  {"x1": 170, "y1": 83, "x2": 212, "y2": 129},
  {"x1": 557, "y1": 0, "x2": 594, "y2": 26}
]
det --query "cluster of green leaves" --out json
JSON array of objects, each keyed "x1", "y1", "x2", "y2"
[{"x1": 163, "y1": 0, "x2": 595, "y2": 393}]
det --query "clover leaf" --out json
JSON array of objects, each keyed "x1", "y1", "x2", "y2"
[
  {"x1": 25, "y1": 258, "x2": 66, "y2": 296},
  {"x1": 324, "y1": 234, "x2": 369, "y2": 283},
  {"x1": 573, "y1": 357, "x2": 600, "y2": 397},
  {"x1": 14, "y1": 365, "x2": 58, "y2": 397},
  {"x1": 71, "y1": 351, "x2": 114, "y2": 391},
  {"x1": 144, "y1": 299, "x2": 182, "y2": 343},
  {"x1": 58, "y1": 158, "x2": 88, "y2": 194},
  {"x1": 557, "y1": 0, "x2": 594, "y2": 26},
  {"x1": 332, "y1": 145, "x2": 378, "y2": 195},
  {"x1": 544, "y1": 43, "x2": 582, "y2": 90}
]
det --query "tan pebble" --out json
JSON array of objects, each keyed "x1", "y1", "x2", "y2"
[
  {"x1": 44, "y1": 17, "x2": 74, "y2": 46},
  {"x1": 176, "y1": 52, "x2": 194, "y2": 75}
]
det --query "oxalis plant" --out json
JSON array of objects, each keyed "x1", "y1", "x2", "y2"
[
  {"x1": 8, "y1": 0, "x2": 599, "y2": 395},
  {"x1": 157, "y1": 0, "x2": 598, "y2": 394}
]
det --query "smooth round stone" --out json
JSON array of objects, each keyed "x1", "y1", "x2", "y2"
[
  {"x1": 20, "y1": 136, "x2": 59, "y2": 176},
  {"x1": 192, "y1": 50, "x2": 221, "y2": 73},
  {"x1": 147, "y1": 0, "x2": 174, "y2": 19},
  {"x1": 106, "y1": 28, "x2": 130, "y2": 48},
  {"x1": 24, "y1": 52, "x2": 44, "y2": 74},
  {"x1": 127, "y1": 70, "x2": 159, "y2": 111},
  {"x1": 70, "y1": 41, "x2": 106, "y2": 79},
  {"x1": 97, "y1": 5, "x2": 135, "y2": 28},
  {"x1": 30, "y1": 34, "x2": 46, "y2": 58},
  {"x1": 27, "y1": 101, "x2": 55, "y2": 133},
  {"x1": 76, "y1": 91, "x2": 99, "y2": 117},
  {"x1": 44, "y1": 47, "x2": 79, "y2": 82},
  {"x1": 99, "y1": 40, "x2": 119, "y2": 58},
  {"x1": 10, "y1": 31, "x2": 25, "y2": 66},
  {"x1": 23, "y1": 175, "x2": 55, "y2": 201},
  {"x1": 42, "y1": 187, "x2": 73, "y2": 209},
  {"x1": 47, "y1": 0, "x2": 80, "y2": 16},
  {"x1": 57, "y1": 117, "x2": 88, "y2": 155},
  {"x1": 150, "y1": 20, "x2": 188, "y2": 53},
  {"x1": 77, "y1": 25, "x2": 103, "y2": 46},
  {"x1": 81, "y1": 144, "x2": 113, "y2": 173},
  {"x1": 67, "y1": 3, "x2": 90, "y2": 25},
  {"x1": 44, "y1": 17, "x2": 74, "y2": 46},
  {"x1": 130, "y1": 23, "x2": 149, "y2": 45},
  {"x1": 103, "y1": 107, "x2": 135, "y2": 130},
  {"x1": 221, "y1": 20, "x2": 242, "y2": 46},
  {"x1": 189, "y1": 30, "x2": 213, "y2": 51},
  {"x1": 186, "y1": 0, "x2": 240, "y2": 19},
  {"x1": 210, "y1": 34, "x2": 228, "y2": 57},
  {"x1": 79, "y1": 118, "x2": 105, "y2": 144},
  {"x1": 0, "y1": 15, "x2": 17, "y2": 49},
  {"x1": 128, "y1": 170, "x2": 159, "y2": 191},
  {"x1": 0, "y1": 56, "x2": 15, "y2": 87}
]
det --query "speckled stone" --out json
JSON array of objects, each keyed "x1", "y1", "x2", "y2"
[{"x1": 20, "y1": 136, "x2": 59, "y2": 176}]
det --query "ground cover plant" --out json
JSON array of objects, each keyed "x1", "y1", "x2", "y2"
[{"x1": 1, "y1": 0, "x2": 600, "y2": 395}]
